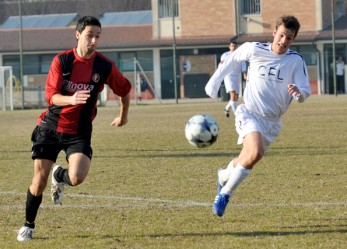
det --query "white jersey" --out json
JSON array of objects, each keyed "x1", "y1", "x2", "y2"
[
  {"x1": 220, "y1": 51, "x2": 247, "y2": 93},
  {"x1": 206, "y1": 42, "x2": 311, "y2": 119},
  {"x1": 336, "y1": 61, "x2": 344, "y2": 76}
]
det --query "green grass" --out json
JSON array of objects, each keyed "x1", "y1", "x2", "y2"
[{"x1": 0, "y1": 95, "x2": 346, "y2": 248}]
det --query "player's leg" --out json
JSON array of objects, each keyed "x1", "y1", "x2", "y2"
[
  {"x1": 224, "y1": 79, "x2": 240, "y2": 117},
  {"x1": 18, "y1": 127, "x2": 61, "y2": 241},
  {"x1": 221, "y1": 131, "x2": 263, "y2": 191},
  {"x1": 214, "y1": 132, "x2": 263, "y2": 216},
  {"x1": 214, "y1": 105, "x2": 267, "y2": 217},
  {"x1": 223, "y1": 78, "x2": 233, "y2": 117},
  {"x1": 66, "y1": 152, "x2": 91, "y2": 186},
  {"x1": 17, "y1": 159, "x2": 54, "y2": 241},
  {"x1": 51, "y1": 139, "x2": 92, "y2": 203},
  {"x1": 230, "y1": 91, "x2": 239, "y2": 113},
  {"x1": 229, "y1": 80, "x2": 240, "y2": 114}
]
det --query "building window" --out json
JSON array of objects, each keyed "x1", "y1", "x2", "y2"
[
  {"x1": 159, "y1": 0, "x2": 179, "y2": 18},
  {"x1": 40, "y1": 54, "x2": 55, "y2": 74},
  {"x1": 291, "y1": 45, "x2": 317, "y2": 66},
  {"x1": 336, "y1": 0, "x2": 345, "y2": 17},
  {"x1": 241, "y1": 0, "x2": 261, "y2": 15}
]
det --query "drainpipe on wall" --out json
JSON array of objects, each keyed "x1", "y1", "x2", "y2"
[{"x1": 234, "y1": 0, "x2": 239, "y2": 36}]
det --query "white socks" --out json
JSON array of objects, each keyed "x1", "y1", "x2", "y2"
[
  {"x1": 220, "y1": 162, "x2": 251, "y2": 196},
  {"x1": 230, "y1": 101, "x2": 237, "y2": 113},
  {"x1": 225, "y1": 101, "x2": 237, "y2": 113},
  {"x1": 218, "y1": 160, "x2": 235, "y2": 186}
]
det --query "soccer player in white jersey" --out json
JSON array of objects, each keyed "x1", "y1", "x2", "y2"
[
  {"x1": 205, "y1": 15, "x2": 311, "y2": 217},
  {"x1": 221, "y1": 41, "x2": 247, "y2": 117}
]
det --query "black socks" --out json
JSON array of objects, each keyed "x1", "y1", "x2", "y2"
[
  {"x1": 54, "y1": 167, "x2": 73, "y2": 186},
  {"x1": 25, "y1": 189, "x2": 42, "y2": 227}
]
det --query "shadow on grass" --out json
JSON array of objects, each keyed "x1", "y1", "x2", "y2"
[
  {"x1": 93, "y1": 229, "x2": 347, "y2": 239},
  {"x1": 144, "y1": 229, "x2": 347, "y2": 238},
  {"x1": 33, "y1": 228, "x2": 347, "y2": 241},
  {"x1": 95, "y1": 148, "x2": 236, "y2": 158},
  {"x1": 95, "y1": 152, "x2": 235, "y2": 158}
]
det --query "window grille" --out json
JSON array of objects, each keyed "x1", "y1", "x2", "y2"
[
  {"x1": 159, "y1": 0, "x2": 179, "y2": 18},
  {"x1": 241, "y1": 0, "x2": 261, "y2": 15}
]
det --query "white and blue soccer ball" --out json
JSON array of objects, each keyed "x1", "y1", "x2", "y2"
[{"x1": 185, "y1": 114, "x2": 219, "y2": 148}]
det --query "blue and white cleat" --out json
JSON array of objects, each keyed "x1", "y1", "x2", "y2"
[{"x1": 213, "y1": 193, "x2": 230, "y2": 217}]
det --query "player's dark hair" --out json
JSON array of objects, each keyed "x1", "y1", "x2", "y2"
[
  {"x1": 276, "y1": 15, "x2": 300, "y2": 38},
  {"x1": 76, "y1": 16, "x2": 101, "y2": 33},
  {"x1": 228, "y1": 38, "x2": 237, "y2": 44}
]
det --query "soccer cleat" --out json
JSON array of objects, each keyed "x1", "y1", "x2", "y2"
[
  {"x1": 213, "y1": 193, "x2": 230, "y2": 217},
  {"x1": 17, "y1": 226, "x2": 34, "y2": 241},
  {"x1": 224, "y1": 108, "x2": 230, "y2": 118},
  {"x1": 51, "y1": 165, "x2": 65, "y2": 205}
]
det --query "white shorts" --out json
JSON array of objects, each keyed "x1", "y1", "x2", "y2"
[
  {"x1": 224, "y1": 74, "x2": 240, "y2": 94},
  {"x1": 234, "y1": 104, "x2": 282, "y2": 150}
]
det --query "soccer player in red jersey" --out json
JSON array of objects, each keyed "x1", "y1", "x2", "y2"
[{"x1": 17, "y1": 16, "x2": 132, "y2": 241}]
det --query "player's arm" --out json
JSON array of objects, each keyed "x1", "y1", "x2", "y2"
[
  {"x1": 205, "y1": 43, "x2": 251, "y2": 98},
  {"x1": 107, "y1": 63, "x2": 132, "y2": 127},
  {"x1": 288, "y1": 59, "x2": 312, "y2": 103},
  {"x1": 51, "y1": 91, "x2": 90, "y2": 106},
  {"x1": 111, "y1": 93, "x2": 130, "y2": 127}
]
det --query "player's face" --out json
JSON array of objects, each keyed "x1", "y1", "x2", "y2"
[
  {"x1": 229, "y1": 43, "x2": 236, "y2": 52},
  {"x1": 272, "y1": 25, "x2": 295, "y2": 55},
  {"x1": 76, "y1": 25, "x2": 101, "y2": 57}
]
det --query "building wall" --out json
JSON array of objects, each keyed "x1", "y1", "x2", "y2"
[
  {"x1": 261, "y1": 0, "x2": 318, "y2": 33},
  {"x1": 180, "y1": 0, "x2": 235, "y2": 37},
  {"x1": 322, "y1": 0, "x2": 333, "y2": 29}
]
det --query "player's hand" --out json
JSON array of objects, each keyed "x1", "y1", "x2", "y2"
[
  {"x1": 287, "y1": 84, "x2": 301, "y2": 97},
  {"x1": 111, "y1": 117, "x2": 128, "y2": 127},
  {"x1": 71, "y1": 90, "x2": 90, "y2": 105}
]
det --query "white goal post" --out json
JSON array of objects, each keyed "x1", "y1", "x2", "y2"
[
  {"x1": 133, "y1": 58, "x2": 162, "y2": 104},
  {"x1": 0, "y1": 66, "x2": 14, "y2": 111}
]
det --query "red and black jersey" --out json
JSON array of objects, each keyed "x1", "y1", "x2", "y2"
[{"x1": 38, "y1": 48, "x2": 131, "y2": 135}]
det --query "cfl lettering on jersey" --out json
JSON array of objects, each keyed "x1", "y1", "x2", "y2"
[
  {"x1": 62, "y1": 80, "x2": 94, "y2": 92},
  {"x1": 258, "y1": 65, "x2": 284, "y2": 82}
]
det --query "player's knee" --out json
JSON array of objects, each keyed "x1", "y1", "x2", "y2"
[
  {"x1": 254, "y1": 147, "x2": 265, "y2": 162},
  {"x1": 69, "y1": 173, "x2": 86, "y2": 186},
  {"x1": 248, "y1": 146, "x2": 264, "y2": 164}
]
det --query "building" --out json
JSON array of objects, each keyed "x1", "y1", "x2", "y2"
[{"x1": 0, "y1": 0, "x2": 347, "y2": 108}]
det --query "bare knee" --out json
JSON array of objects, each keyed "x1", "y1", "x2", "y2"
[
  {"x1": 252, "y1": 146, "x2": 265, "y2": 163},
  {"x1": 239, "y1": 144, "x2": 265, "y2": 168},
  {"x1": 67, "y1": 153, "x2": 90, "y2": 186},
  {"x1": 68, "y1": 173, "x2": 87, "y2": 186}
]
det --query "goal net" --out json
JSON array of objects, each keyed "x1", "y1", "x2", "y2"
[
  {"x1": 133, "y1": 58, "x2": 162, "y2": 104},
  {"x1": 0, "y1": 66, "x2": 14, "y2": 111}
]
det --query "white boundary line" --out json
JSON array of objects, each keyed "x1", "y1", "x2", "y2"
[{"x1": 1, "y1": 191, "x2": 346, "y2": 209}]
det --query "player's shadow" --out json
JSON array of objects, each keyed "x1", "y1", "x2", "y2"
[
  {"x1": 73, "y1": 228, "x2": 347, "y2": 240},
  {"x1": 132, "y1": 228, "x2": 347, "y2": 238},
  {"x1": 96, "y1": 148, "x2": 237, "y2": 158}
]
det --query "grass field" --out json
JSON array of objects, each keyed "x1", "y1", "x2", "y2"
[{"x1": 0, "y1": 95, "x2": 346, "y2": 249}]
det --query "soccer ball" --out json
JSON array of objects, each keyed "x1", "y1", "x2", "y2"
[{"x1": 185, "y1": 114, "x2": 219, "y2": 148}]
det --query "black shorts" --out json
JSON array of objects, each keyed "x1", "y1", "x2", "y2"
[{"x1": 31, "y1": 126, "x2": 93, "y2": 162}]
